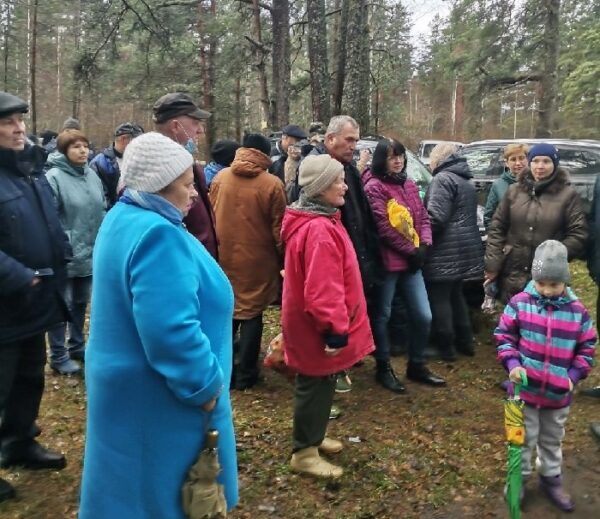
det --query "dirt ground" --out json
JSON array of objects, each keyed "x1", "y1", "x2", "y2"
[{"x1": 1, "y1": 263, "x2": 599, "y2": 518}]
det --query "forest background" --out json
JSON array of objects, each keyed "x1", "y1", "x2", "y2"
[{"x1": 1, "y1": 0, "x2": 599, "y2": 154}]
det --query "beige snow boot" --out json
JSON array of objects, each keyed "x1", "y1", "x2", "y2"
[
  {"x1": 290, "y1": 447, "x2": 343, "y2": 478},
  {"x1": 319, "y1": 437, "x2": 343, "y2": 454}
]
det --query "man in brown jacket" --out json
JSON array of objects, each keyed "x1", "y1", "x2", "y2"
[{"x1": 210, "y1": 133, "x2": 287, "y2": 390}]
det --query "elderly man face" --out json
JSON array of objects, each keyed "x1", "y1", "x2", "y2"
[
  {"x1": 325, "y1": 123, "x2": 359, "y2": 164},
  {"x1": 0, "y1": 112, "x2": 26, "y2": 151}
]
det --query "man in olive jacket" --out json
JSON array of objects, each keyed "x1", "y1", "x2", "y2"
[{"x1": 0, "y1": 92, "x2": 70, "y2": 502}]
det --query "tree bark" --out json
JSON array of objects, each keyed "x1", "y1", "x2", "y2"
[
  {"x1": 342, "y1": 0, "x2": 370, "y2": 131},
  {"x1": 331, "y1": 0, "x2": 349, "y2": 115},
  {"x1": 198, "y1": 0, "x2": 217, "y2": 151},
  {"x1": 306, "y1": 0, "x2": 331, "y2": 122},
  {"x1": 271, "y1": 0, "x2": 290, "y2": 127},
  {"x1": 535, "y1": 0, "x2": 560, "y2": 137},
  {"x1": 72, "y1": 0, "x2": 82, "y2": 118},
  {"x1": 249, "y1": 0, "x2": 271, "y2": 129},
  {"x1": 29, "y1": 0, "x2": 39, "y2": 134}
]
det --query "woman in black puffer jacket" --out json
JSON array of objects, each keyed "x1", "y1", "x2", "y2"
[{"x1": 423, "y1": 144, "x2": 484, "y2": 361}]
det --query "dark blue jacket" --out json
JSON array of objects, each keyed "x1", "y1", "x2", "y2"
[
  {"x1": 90, "y1": 146, "x2": 121, "y2": 208},
  {"x1": 0, "y1": 144, "x2": 70, "y2": 343}
]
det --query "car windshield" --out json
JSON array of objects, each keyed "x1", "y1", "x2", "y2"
[
  {"x1": 422, "y1": 143, "x2": 436, "y2": 158},
  {"x1": 460, "y1": 146, "x2": 504, "y2": 177}
]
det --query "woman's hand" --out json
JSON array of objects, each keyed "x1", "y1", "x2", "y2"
[
  {"x1": 324, "y1": 346, "x2": 342, "y2": 357},
  {"x1": 568, "y1": 379, "x2": 574, "y2": 392},
  {"x1": 202, "y1": 398, "x2": 217, "y2": 412}
]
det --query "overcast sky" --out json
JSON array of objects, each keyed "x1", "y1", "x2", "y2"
[{"x1": 407, "y1": 0, "x2": 451, "y2": 42}]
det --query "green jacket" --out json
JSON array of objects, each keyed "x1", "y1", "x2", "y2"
[
  {"x1": 46, "y1": 153, "x2": 106, "y2": 277},
  {"x1": 483, "y1": 169, "x2": 516, "y2": 230}
]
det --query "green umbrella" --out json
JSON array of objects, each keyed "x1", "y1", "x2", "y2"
[{"x1": 503, "y1": 374, "x2": 528, "y2": 519}]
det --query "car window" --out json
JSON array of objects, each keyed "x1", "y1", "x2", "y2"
[
  {"x1": 422, "y1": 143, "x2": 436, "y2": 158},
  {"x1": 460, "y1": 146, "x2": 504, "y2": 177},
  {"x1": 406, "y1": 150, "x2": 432, "y2": 195},
  {"x1": 557, "y1": 148, "x2": 600, "y2": 176}
]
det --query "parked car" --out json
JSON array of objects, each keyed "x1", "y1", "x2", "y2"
[
  {"x1": 460, "y1": 139, "x2": 600, "y2": 234},
  {"x1": 417, "y1": 140, "x2": 464, "y2": 168},
  {"x1": 355, "y1": 138, "x2": 432, "y2": 197}
]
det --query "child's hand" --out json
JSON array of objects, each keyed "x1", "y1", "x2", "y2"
[
  {"x1": 509, "y1": 366, "x2": 527, "y2": 385},
  {"x1": 568, "y1": 378, "x2": 574, "y2": 392}
]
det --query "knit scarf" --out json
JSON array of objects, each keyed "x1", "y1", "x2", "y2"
[
  {"x1": 291, "y1": 190, "x2": 338, "y2": 216},
  {"x1": 120, "y1": 188, "x2": 183, "y2": 225},
  {"x1": 379, "y1": 168, "x2": 407, "y2": 185}
]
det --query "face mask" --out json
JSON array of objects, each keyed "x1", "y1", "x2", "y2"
[{"x1": 177, "y1": 121, "x2": 198, "y2": 154}]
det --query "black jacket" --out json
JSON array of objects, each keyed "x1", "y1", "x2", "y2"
[
  {"x1": 423, "y1": 154, "x2": 484, "y2": 282},
  {"x1": 297, "y1": 144, "x2": 384, "y2": 295},
  {"x1": 0, "y1": 144, "x2": 70, "y2": 343},
  {"x1": 90, "y1": 145, "x2": 121, "y2": 208}
]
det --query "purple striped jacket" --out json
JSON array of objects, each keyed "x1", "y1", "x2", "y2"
[{"x1": 495, "y1": 281, "x2": 596, "y2": 408}]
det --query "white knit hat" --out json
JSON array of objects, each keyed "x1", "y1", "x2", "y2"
[
  {"x1": 299, "y1": 155, "x2": 344, "y2": 198},
  {"x1": 121, "y1": 132, "x2": 194, "y2": 193}
]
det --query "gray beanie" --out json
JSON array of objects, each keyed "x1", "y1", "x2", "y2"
[
  {"x1": 299, "y1": 155, "x2": 344, "y2": 198},
  {"x1": 121, "y1": 132, "x2": 193, "y2": 193},
  {"x1": 531, "y1": 240, "x2": 570, "y2": 283}
]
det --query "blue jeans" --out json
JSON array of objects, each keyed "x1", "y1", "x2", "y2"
[
  {"x1": 371, "y1": 270, "x2": 432, "y2": 364},
  {"x1": 47, "y1": 276, "x2": 92, "y2": 364}
]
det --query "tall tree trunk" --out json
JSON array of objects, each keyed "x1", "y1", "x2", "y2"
[
  {"x1": 250, "y1": 0, "x2": 271, "y2": 129},
  {"x1": 535, "y1": 0, "x2": 560, "y2": 137},
  {"x1": 2, "y1": 1, "x2": 13, "y2": 90},
  {"x1": 332, "y1": 0, "x2": 349, "y2": 115},
  {"x1": 342, "y1": 0, "x2": 370, "y2": 131},
  {"x1": 72, "y1": 0, "x2": 82, "y2": 118},
  {"x1": 235, "y1": 74, "x2": 242, "y2": 142},
  {"x1": 29, "y1": 0, "x2": 39, "y2": 134},
  {"x1": 271, "y1": 0, "x2": 290, "y2": 127},
  {"x1": 198, "y1": 0, "x2": 217, "y2": 151},
  {"x1": 306, "y1": 0, "x2": 331, "y2": 122}
]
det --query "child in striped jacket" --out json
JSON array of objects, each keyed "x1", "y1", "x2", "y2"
[{"x1": 495, "y1": 240, "x2": 596, "y2": 512}]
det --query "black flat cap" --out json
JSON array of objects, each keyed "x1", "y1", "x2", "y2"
[
  {"x1": 0, "y1": 92, "x2": 28, "y2": 118},
  {"x1": 281, "y1": 124, "x2": 307, "y2": 139},
  {"x1": 152, "y1": 93, "x2": 211, "y2": 123},
  {"x1": 115, "y1": 122, "x2": 144, "y2": 137}
]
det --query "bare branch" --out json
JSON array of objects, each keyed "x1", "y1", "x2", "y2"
[{"x1": 237, "y1": 0, "x2": 273, "y2": 12}]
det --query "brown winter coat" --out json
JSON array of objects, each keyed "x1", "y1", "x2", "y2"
[
  {"x1": 209, "y1": 147, "x2": 286, "y2": 319},
  {"x1": 485, "y1": 167, "x2": 587, "y2": 302}
]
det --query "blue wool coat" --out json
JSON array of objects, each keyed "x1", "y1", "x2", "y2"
[{"x1": 79, "y1": 202, "x2": 238, "y2": 518}]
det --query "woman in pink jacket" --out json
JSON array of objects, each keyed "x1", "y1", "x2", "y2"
[
  {"x1": 281, "y1": 154, "x2": 374, "y2": 479},
  {"x1": 363, "y1": 139, "x2": 445, "y2": 389}
]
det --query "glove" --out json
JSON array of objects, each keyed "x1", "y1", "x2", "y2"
[
  {"x1": 323, "y1": 332, "x2": 348, "y2": 349},
  {"x1": 407, "y1": 245, "x2": 428, "y2": 273}
]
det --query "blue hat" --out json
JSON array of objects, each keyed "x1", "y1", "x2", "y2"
[{"x1": 528, "y1": 143, "x2": 559, "y2": 170}]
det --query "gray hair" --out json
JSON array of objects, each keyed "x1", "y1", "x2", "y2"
[
  {"x1": 326, "y1": 115, "x2": 359, "y2": 136},
  {"x1": 429, "y1": 143, "x2": 459, "y2": 171}
]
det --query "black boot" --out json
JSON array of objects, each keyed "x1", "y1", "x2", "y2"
[
  {"x1": 406, "y1": 362, "x2": 446, "y2": 386},
  {"x1": 0, "y1": 441, "x2": 66, "y2": 470},
  {"x1": 375, "y1": 360, "x2": 406, "y2": 394},
  {"x1": 0, "y1": 478, "x2": 15, "y2": 503}
]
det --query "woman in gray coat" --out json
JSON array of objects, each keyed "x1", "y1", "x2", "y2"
[{"x1": 46, "y1": 130, "x2": 105, "y2": 375}]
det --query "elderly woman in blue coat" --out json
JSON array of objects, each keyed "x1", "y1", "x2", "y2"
[{"x1": 79, "y1": 132, "x2": 238, "y2": 518}]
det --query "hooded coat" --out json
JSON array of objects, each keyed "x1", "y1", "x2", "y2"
[
  {"x1": 209, "y1": 147, "x2": 287, "y2": 319},
  {"x1": 281, "y1": 208, "x2": 374, "y2": 375},
  {"x1": 422, "y1": 154, "x2": 484, "y2": 282},
  {"x1": 485, "y1": 167, "x2": 588, "y2": 302},
  {"x1": 0, "y1": 145, "x2": 70, "y2": 343},
  {"x1": 45, "y1": 153, "x2": 105, "y2": 278}
]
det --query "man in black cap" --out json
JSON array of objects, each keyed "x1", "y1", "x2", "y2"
[
  {"x1": 90, "y1": 122, "x2": 144, "y2": 208},
  {"x1": 269, "y1": 124, "x2": 307, "y2": 184},
  {"x1": 152, "y1": 92, "x2": 218, "y2": 259},
  {"x1": 0, "y1": 91, "x2": 70, "y2": 502}
]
